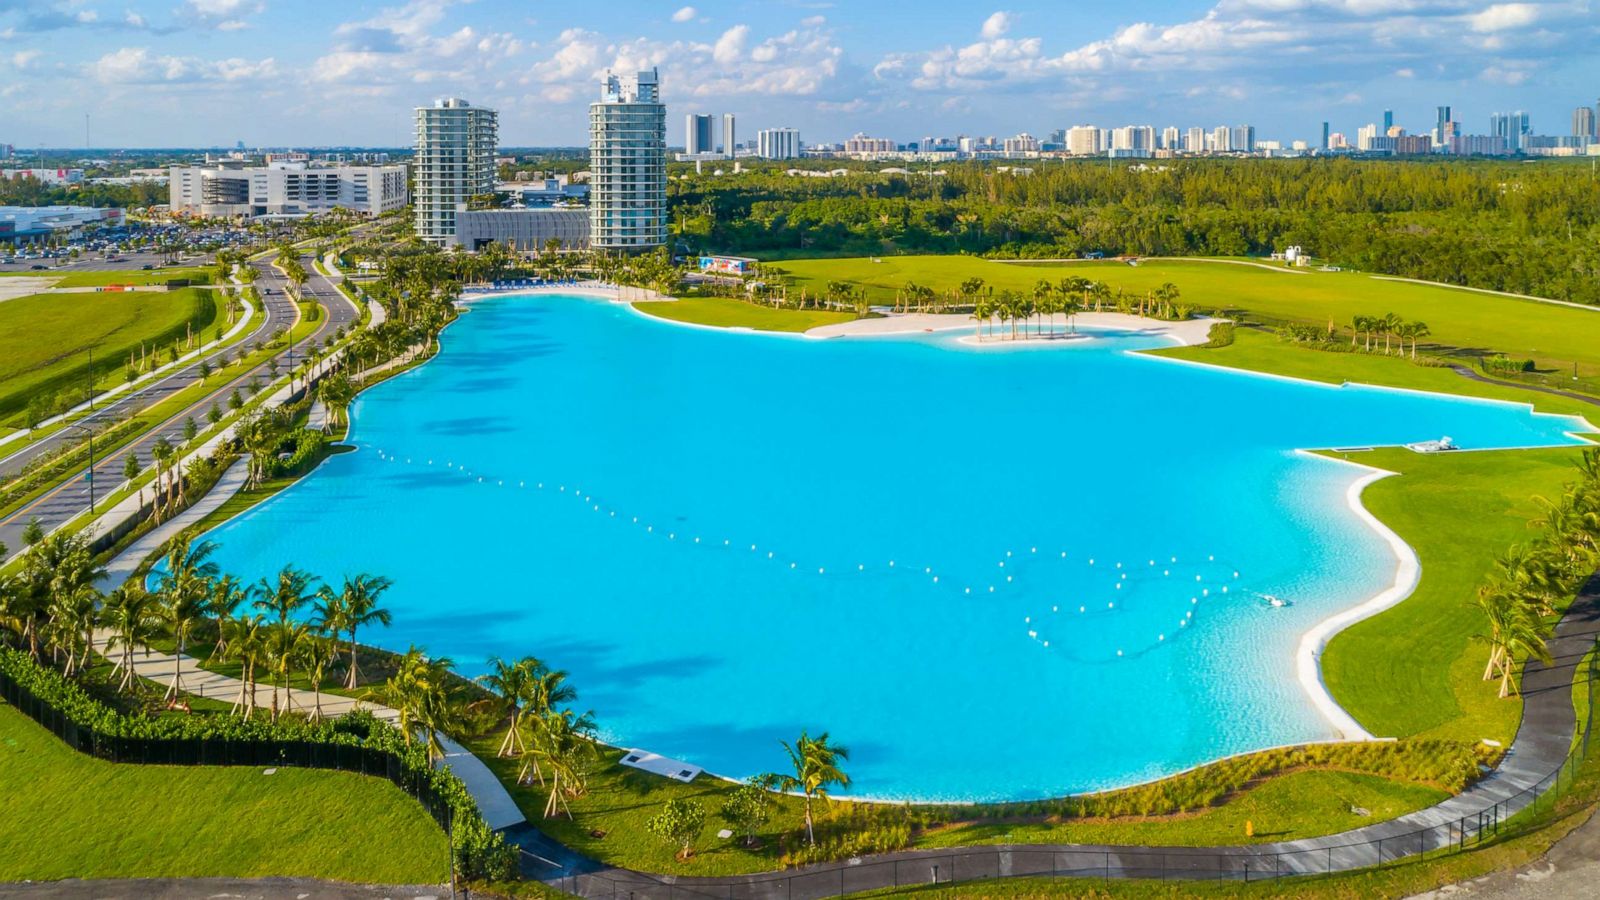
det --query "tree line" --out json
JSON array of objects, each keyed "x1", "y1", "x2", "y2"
[{"x1": 669, "y1": 158, "x2": 1600, "y2": 306}]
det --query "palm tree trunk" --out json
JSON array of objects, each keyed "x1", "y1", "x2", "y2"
[
  {"x1": 346, "y1": 631, "x2": 360, "y2": 689},
  {"x1": 804, "y1": 794, "x2": 815, "y2": 845}
]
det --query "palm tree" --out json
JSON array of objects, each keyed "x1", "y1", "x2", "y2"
[
  {"x1": 527, "y1": 708, "x2": 598, "y2": 818},
  {"x1": 1381, "y1": 312, "x2": 1402, "y2": 354},
  {"x1": 103, "y1": 584, "x2": 162, "y2": 693},
  {"x1": 222, "y1": 613, "x2": 268, "y2": 718},
  {"x1": 477, "y1": 656, "x2": 538, "y2": 757},
  {"x1": 1406, "y1": 321, "x2": 1431, "y2": 359},
  {"x1": 317, "y1": 372, "x2": 356, "y2": 431},
  {"x1": 1475, "y1": 584, "x2": 1553, "y2": 698},
  {"x1": 254, "y1": 564, "x2": 318, "y2": 624},
  {"x1": 318, "y1": 573, "x2": 393, "y2": 689},
  {"x1": 296, "y1": 631, "x2": 337, "y2": 722},
  {"x1": 774, "y1": 731, "x2": 851, "y2": 846},
  {"x1": 205, "y1": 574, "x2": 250, "y2": 664},
  {"x1": 970, "y1": 294, "x2": 993, "y2": 342},
  {"x1": 374, "y1": 646, "x2": 462, "y2": 762},
  {"x1": 264, "y1": 620, "x2": 309, "y2": 721}
]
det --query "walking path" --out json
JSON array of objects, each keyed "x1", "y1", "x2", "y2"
[
  {"x1": 1449, "y1": 365, "x2": 1600, "y2": 411},
  {"x1": 526, "y1": 573, "x2": 1600, "y2": 898},
  {"x1": 91, "y1": 454, "x2": 527, "y2": 832}
]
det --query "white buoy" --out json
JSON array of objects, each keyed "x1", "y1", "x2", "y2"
[
  {"x1": 932, "y1": 576, "x2": 939, "y2": 583},
  {"x1": 1079, "y1": 606, "x2": 1086, "y2": 613},
  {"x1": 1116, "y1": 562, "x2": 1122, "y2": 569},
  {"x1": 1052, "y1": 605, "x2": 1058, "y2": 612},
  {"x1": 477, "y1": 477, "x2": 483, "y2": 482},
  {"x1": 1170, "y1": 556, "x2": 1177, "y2": 563},
  {"x1": 858, "y1": 564, "x2": 865, "y2": 571},
  {"x1": 668, "y1": 533, "x2": 675, "y2": 540},
  {"x1": 1006, "y1": 551, "x2": 1013, "y2": 558},
  {"x1": 989, "y1": 586, "x2": 995, "y2": 593},
  {"x1": 1060, "y1": 551, "x2": 1067, "y2": 558},
  {"x1": 1208, "y1": 555, "x2": 1215, "y2": 561},
  {"x1": 790, "y1": 563, "x2": 796, "y2": 569},
  {"x1": 1025, "y1": 616, "x2": 1031, "y2": 623},
  {"x1": 1031, "y1": 547, "x2": 1037, "y2": 554},
  {"x1": 889, "y1": 560, "x2": 895, "y2": 567},
  {"x1": 694, "y1": 537, "x2": 701, "y2": 543},
  {"x1": 1192, "y1": 598, "x2": 1198, "y2": 604},
  {"x1": 1089, "y1": 558, "x2": 1095, "y2": 565},
  {"x1": 1163, "y1": 570, "x2": 1170, "y2": 576},
  {"x1": 1108, "y1": 601, "x2": 1115, "y2": 608},
  {"x1": 1203, "y1": 589, "x2": 1209, "y2": 596},
  {"x1": 1221, "y1": 587, "x2": 1228, "y2": 594},
  {"x1": 1117, "y1": 649, "x2": 1123, "y2": 657},
  {"x1": 1195, "y1": 575, "x2": 1202, "y2": 582},
  {"x1": 768, "y1": 552, "x2": 774, "y2": 559},
  {"x1": 998, "y1": 561, "x2": 1005, "y2": 568},
  {"x1": 819, "y1": 568, "x2": 825, "y2": 575},
  {"x1": 1006, "y1": 576, "x2": 1013, "y2": 583},
  {"x1": 925, "y1": 567, "x2": 932, "y2": 574},
  {"x1": 1028, "y1": 630, "x2": 1037, "y2": 638},
  {"x1": 519, "y1": 481, "x2": 525, "y2": 487},
  {"x1": 1042, "y1": 641, "x2": 1049, "y2": 648},
  {"x1": 646, "y1": 526, "x2": 653, "y2": 533},
  {"x1": 1159, "y1": 634, "x2": 1165, "y2": 641},
  {"x1": 965, "y1": 588, "x2": 971, "y2": 594},
  {"x1": 1115, "y1": 583, "x2": 1122, "y2": 590}
]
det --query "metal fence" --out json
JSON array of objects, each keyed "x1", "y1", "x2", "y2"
[
  {"x1": 0, "y1": 666, "x2": 454, "y2": 835},
  {"x1": 533, "y1": 645, "x2": 1598, "y2": 900}
]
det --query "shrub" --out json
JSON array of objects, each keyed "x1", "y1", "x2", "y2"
[
  {"x1": 1203, "y1": 321, "x2": 1235, "y2": 347},
  {"x1": 1481, "y1": 355, "x2": 1535, "y2": 375}
]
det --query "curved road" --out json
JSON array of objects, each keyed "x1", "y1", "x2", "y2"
[{"x1": 0, "y1": 252, "x2": 358, "y2": 557}]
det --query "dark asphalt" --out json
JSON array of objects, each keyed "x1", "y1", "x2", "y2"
[
  {"x1": 0, "y1": 879, "x2": 449, "y2": 899},
  {"x1": 0, "y1": 252, "x2": 359, "y2": 557}
]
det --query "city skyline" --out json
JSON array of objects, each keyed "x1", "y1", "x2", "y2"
[{"x1": 1, "y1": 1, "x2": 1599, "y2": 148}]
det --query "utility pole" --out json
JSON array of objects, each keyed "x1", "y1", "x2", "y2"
[{"x1": 86, "y1": 348, "x2": 94, "y2": 411}]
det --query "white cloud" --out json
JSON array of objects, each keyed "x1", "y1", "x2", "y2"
[
  {"x1": 1469, "y1": 3, "x2": 1541, "y2": 32},
  {"x1": 92, "y1": 46, "x2": 278, "y2": 84},
  {"x1": 671, "y1": 7, "x2": 697, "y2": 23},
  {"x1": 181, "y1": 0, "x2": 266, "y2": 30},
  {"x1": 712, "y1": 24, "x2": 749, "y2": 64},
  {"x1": 980, "y1": 11, "x2": 1013, "y2": 40}
]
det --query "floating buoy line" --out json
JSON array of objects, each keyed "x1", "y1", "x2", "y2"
[{"x1": 369, "y1": 446, "x2": 1259, "y2": 663}]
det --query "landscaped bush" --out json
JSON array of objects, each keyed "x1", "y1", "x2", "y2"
[
  {"x1": 1203, "y1": 321, "x2": 1235, "y2": 347},
  {"x1": 0, "y1": 646, "x2": 518, "y2": 881},
  {"x1": 1482, "y1": 355, "x2": 1535, "y2": 375}
]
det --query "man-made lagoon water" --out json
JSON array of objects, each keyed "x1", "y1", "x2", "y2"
[{"x1": 202, "y1": 296, "x2": 1595, "y2": 801}]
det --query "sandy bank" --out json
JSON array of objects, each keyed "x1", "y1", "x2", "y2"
[{"x1": 805, "y1": 311, "x2": 1219, "y2": 346}]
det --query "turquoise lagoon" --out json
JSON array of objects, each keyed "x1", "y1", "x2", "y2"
[{"x1": 201, "y1": 296, "x2": 1595, "y2": 801}]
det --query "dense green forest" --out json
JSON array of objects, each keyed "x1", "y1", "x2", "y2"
[{"x1": 668, "y1": 159, "x2": 1600, "y2": 305}]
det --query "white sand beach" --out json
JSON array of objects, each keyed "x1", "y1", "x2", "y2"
[{"x1": 805, "y1": 311, "x2": 1219, "y2": 346}]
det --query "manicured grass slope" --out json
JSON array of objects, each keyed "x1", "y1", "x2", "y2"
[
  {"x1": 1318, "y1": 445, "x2": 1589, "y2": 742},
  {"x1": 775, "y1": 257, "x2": 1600, "y2": 372},
  {"x1": 634, "y1": 296, "x2": 856, "y2": 332},
  {"x1": 475, "y1": 742, "x2": 1443, "y2": 877},
  {"x1": 0, "y1": 287, "x2": 217, "y2": 424},
  {"x1": 0, "y1": 267, "x2": 213, "y2": 287},
  {"x1": 0, "y1": 703, "x2": 446, "y2": 883},
  {"x1": 1155, "y1": 328, "x2": 1600, "y2": 422}
]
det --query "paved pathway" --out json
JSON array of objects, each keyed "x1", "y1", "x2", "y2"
[
  {"x1": 89, "y1": 460, "x2": 528, "y2": 832},
  {"x1": 1448, "y1": 365, "x2": 1600, "y2": 411},
  {"x1": 524, "y1": 573, "x2": 1600, "y2": 898}
]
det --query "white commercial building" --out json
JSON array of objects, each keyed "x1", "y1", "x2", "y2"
[
  {"x1": 722, "y1": 113, "x2": 737, "y2": 158},
  {"x1": 590, "y1": 69, "x2": 667, "y2": 251},
  {"x1": 757, "y1": 127, "x2": 802, "y2": 160},
  {"x1": 414, "y1": 97, "x2": 499, "y2": 245},
  {"x1": 1, "y1": 205, "x2": 123, "y2": 243},
  {"x1": 168, "y1": 162, "x2": 407, "y2": 219}
]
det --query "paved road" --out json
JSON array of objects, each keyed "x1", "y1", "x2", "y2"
[
  {"x1": 0, "y1": 878, "x2": 450, "y2": 899},
  {"x1": 0, "y1": 252, "x2": 359, "y2": 558}
]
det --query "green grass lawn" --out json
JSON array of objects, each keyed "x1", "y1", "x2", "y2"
[
  {"x1": 914, "y1": 770, "x2": 1446, "y2": 850},
  {"x1": 0, "y1": 702, "x2": 446, "y2": 883},
  {"x1": 1155, "y1": 329, "x2": 1600, "y2": 423},
  {"x1": 634, "y1": 296, "x2": 857, "y2": 333},
  {"x1": 473, "y1": 740, "x2": 1444, "y2": 877},
  {"x1": 1316, "y1": 445, "x2": 1589, "y2": 742},
  {"x1": 0, "y1": 287, "x2": 218, "y2": 427},
  {"x1": 0, "y1": 267, "x2": 213, "y2": 288},
  {"x1": 774, "y1": 256, "x2": 1600, "y2": 374}
]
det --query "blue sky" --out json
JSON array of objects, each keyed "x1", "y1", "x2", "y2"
[{"x1": 2, "y1": 0, "x2": 1598, "y2": 148}]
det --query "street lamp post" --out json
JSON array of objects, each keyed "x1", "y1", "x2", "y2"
[{"x1": 69, "y1": 423, "x2": 97, "y2": 514}]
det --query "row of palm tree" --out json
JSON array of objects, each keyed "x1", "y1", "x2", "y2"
[
  {"x1": 0, "y1": 524, "x2": 396, "y2": 724},
  {"x1": 1475, "y1": 449, "x2": 1600, "y2": 697},
  {"x1": 474, "y1": 655, "x2": 597, "y2": 817},
  {"x1": 1351, "y1": 313, "x2": 1431, "y2": 358}
]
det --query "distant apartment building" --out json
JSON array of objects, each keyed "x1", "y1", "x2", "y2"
[
  {"x1": 1184, "y1": 127, "x2": 1206, "y2": 153},
  {"x1": 757, "y1": 127, "x2": 802, "y2": 159},
  {"x1": 590, "y1": 69, "x2": 667, "y2": 251},
  {"x1": 722, "y1": 114, "x2": 737, "y2": 158},
  {"x1": 1230, "y1": 125, "x2": 1256, "y2": 153},
  {"x1": 1002, "y1": 133, "x2": 1040, "y2": 155},
  {"x1": 845, "y1": 133, "x2": 896, "y2": 154},
  {"x1": 1451, "y1": 134, "x2": 1510, "y2": 156},
  {"x1": 1160, "y1": 126, "x2": 1181, "y2": 150},
  {"x1": 685, "y1": 114, "x2": 715, "y2": 155},
  {"x1": 1573, "y1": 106, "x2": 1597, "y2": 140},
  {"x1": 414, "y1": 97, "x2": 498, "y2": 245},
  {"x1": 1210, "y1": 126, "x2": 1232, "y2": 153},
  {"x1": 2, "y1": 168, "x2": 85, "y2": 186},
  {"x1": 1489, "y1": 111, "x2": 1530, "y2": 153},
  {"x1": 169, "y1": 161, "x2": 407, "y2": 218},
  {"x1": 1065, "y1": 126, "x2": 1101, "y2": 156}
]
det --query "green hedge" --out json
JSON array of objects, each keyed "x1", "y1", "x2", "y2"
[{"x1": 0, "y1": 646, "x2": 517, "y2": 880}]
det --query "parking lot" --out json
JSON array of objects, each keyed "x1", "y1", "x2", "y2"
[{"x1": 0, "y1": 221, "x2": 261, "y2": 272}]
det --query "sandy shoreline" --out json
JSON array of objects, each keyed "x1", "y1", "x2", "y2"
[
  {"x1": 805, "y1": 310, "x2": 1218, "y2": 346},
  {"x1": 1293, "y1": 454, "x2": 1419, "y2": 742}
]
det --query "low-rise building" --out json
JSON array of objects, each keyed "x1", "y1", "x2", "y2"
[
  {"x1": 451, "y1": 208, "x2": 590, "y2": 251},
  {"x1": 0, "y1": 205, "x2": 123, "y2": 243},
  {"x1": 1, "y1": 168, "x2": 85, "y2": 186}
]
